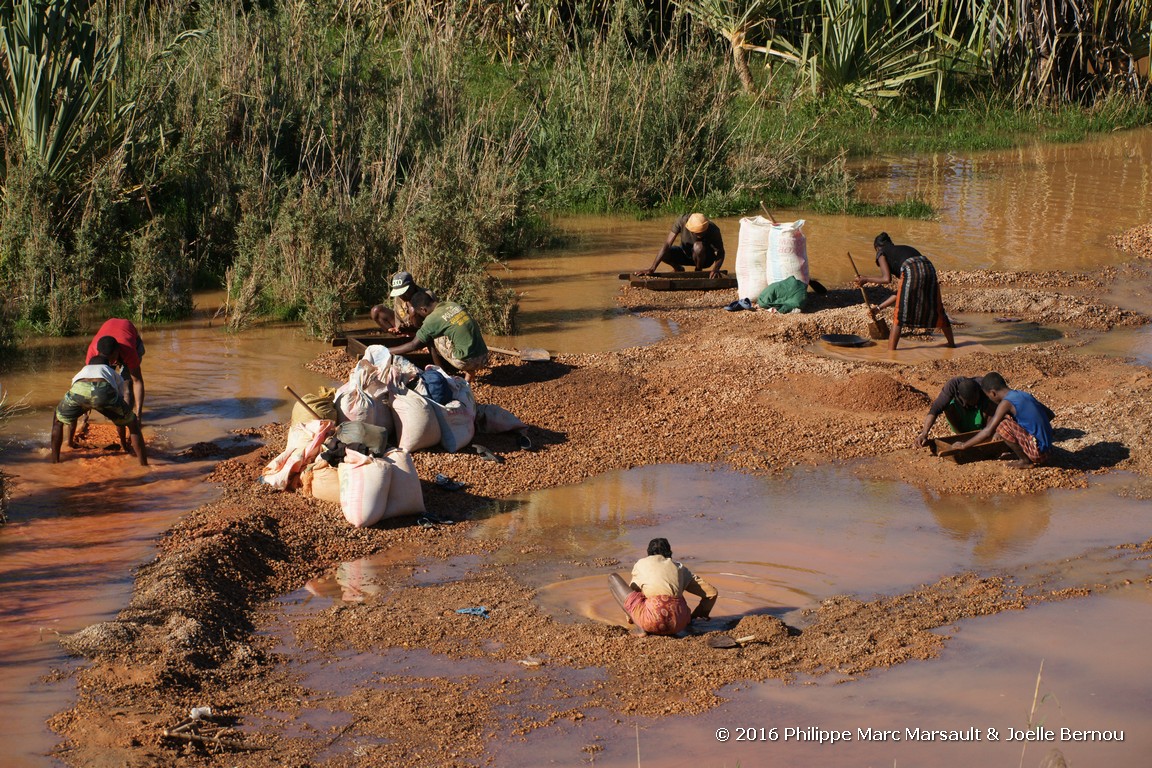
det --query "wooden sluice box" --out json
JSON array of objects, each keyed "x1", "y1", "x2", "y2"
[
  {"x1": 330, "y1": 330, "x2": 433, "y2": 366},
  {"x1": 929, "y1": 430, "x2": 1008, "y2": 464},
  {"x1": 619, "y1": 271, "x2": 737, "y2": 291}
]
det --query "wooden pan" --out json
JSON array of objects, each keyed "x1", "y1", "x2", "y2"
[{"x1": 930, "y1": 431, "x2": 1009, "y2": 464}]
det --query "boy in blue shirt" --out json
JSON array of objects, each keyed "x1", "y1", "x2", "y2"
[{"x1": 955, "y1": 372, "x2": 1054, "y2": 468}]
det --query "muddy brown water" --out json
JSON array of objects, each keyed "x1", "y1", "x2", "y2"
[
  {"x1": 2, "y1": 128, "x2": 1152, "y2": 765},
  {"x1": 495, "y1": 127, "x2": 1152, "y2": 354},
  {"x1": 275, "y1": 465, "x2": 1152, "y2": 766}
]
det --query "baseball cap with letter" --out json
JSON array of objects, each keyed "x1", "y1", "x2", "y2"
[{"x1": 389, "y1": 271, "x2": 415, "y2": 297}]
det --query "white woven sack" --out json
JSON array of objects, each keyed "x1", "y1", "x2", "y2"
[
  {"x1": 428, "y1": 399, "x2": 476, "y2": 453},
  {"x1": 475, "y1": 403, "x2": 527, "y2": 434},
  {"x1": 423, "y1": 367, "x2": 476, "y2": 452},
  {"x1": 390, "y1": 386, "x2": 442, "y2": 452},
  {"x1": 304, "y1": 459, "x2": 341, "y2": 504},
  {"x1": 383, "y1": 449, "x2": 425, "y2": 517},
  {"x1": 735, "y1": 216, "x2": 772, "y2": 300},
  {"x1": 334, "y1": 359, "x2": 391, "y2": 430},
  {"x1": 767, "y1": 220, "x2": 809, "y2": 285},
  {"x1": 338, "y1": 449, "x2": 392, "y2": 527}
]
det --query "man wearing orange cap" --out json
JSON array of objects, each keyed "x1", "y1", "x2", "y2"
[{"x1": 635, "y1": 212, "x2": 725, "y2": 278}]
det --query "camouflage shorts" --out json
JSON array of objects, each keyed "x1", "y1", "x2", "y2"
[
  {"x1": 55, "y1": 380, "x2": 135, "y2": 427},
  {"x1": 432, "y1": 336, "x2": 489, "y2": 372}
]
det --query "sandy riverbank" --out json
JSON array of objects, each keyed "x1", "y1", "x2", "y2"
[{"x1": 49, "y1": 247, "x2": 1152, "y2": 766}]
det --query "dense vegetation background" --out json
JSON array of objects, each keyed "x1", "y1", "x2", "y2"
[{"x1": 0, "y1": 0, "x2": 1149, "y2": 342}]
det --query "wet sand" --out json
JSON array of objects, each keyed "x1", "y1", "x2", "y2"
[{"x1": 40, "y1": 227, "x2": 1152, "y2": 767}]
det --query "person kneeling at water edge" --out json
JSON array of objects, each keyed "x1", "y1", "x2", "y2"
[
  {"x1": 387, "y1": 292, "x2": 490, "y2": 383},
  {"x1": 916, "y1": 376, "x2": 996, "y2": 447},
  {"x1": 636, "y1": 213, "x2": 725, "y2": 279},
  {"x1": 51, "y1": 336, "x2": 148, "y2": 466},
  {"x1": 609, "y1": 538, "x2": 718, "y2": 636},
  {"x1": 954, "y1": 372, "x2": 1054, "y2": 469}
]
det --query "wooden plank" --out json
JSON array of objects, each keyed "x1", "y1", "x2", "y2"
[
  {"x1": 630, "y1": 277, "x2": 738, "y2": 291},
  {"x1": 618, "y1": 270, "x2": 729, "y2": 280},
  {"x1": 330, "y1": 326, "x2": 383, "y2": 347}
]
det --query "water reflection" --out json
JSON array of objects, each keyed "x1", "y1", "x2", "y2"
[
  {"x1": 851, "y1": 128, "x2": 1152, "y2": 274},
  {"x1": 918, "y1": 488, "x2": 1051, "y2": 561},
  {"x1": 461, "y1": 464, "x2": 1151, "y2": 625}
]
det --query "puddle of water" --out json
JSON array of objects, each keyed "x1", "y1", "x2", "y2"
[
  {"x1": 257, "y1": 463, "x2": 1151, "y2": 766},
  {"x1": 492, "y1": 588, "x2": 1152, "y2": 768},
  {"x1": 475, "y1": 465, "x2": 1152, "y2": 767},
  {"x1": 1072, "y1": 325, "x2": 1152, "y2": 366},
  {"x1": 301, "y1": 553, "x2": 484, "y2": 603},
  {"x1": 0, "y1": 315, "x2": 337, "y2": 766},
  {"x1": 470, "y1": 464, "x2": 1151, "y2": 619}
]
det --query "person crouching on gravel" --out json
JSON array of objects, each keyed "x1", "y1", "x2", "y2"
[
  {"x1": 635, "y1": 212, "x2": 726, "y2": 279},
  {"x1": 50, "y1": 336, "x2": 148, "y2": 466},
  {"x1": 915, "y1": 376, "x2": 996, "y2": 448},
  {"x1": 609, "y1": 538, "x2": 718, "y2": 636},
  {"x1": 387, "y1": 292, "x2": 490, "y2": 383},
  {"x1": 953, "y1": 372, "x2": 1054, "y2": 469}
]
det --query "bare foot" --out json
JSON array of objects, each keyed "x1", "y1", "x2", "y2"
[
  {"x1": 629, "y1": 628, "x2": 648, "y2": 637},
  {"x1": 1008, "y1": 459, "x2": 1034, "y2": 469}
]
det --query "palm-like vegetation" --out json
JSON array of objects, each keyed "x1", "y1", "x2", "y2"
[
  {"x1": 676, "y1": 0, "x2": 1150, "y2": 107},
  {"x1": 0, "y1": 0, "x2": 121, "y2": 182},
  {"x1": 673, "y1": 0, "x2": 773, "y2": 92},
  {"x1": 0, "y1": 0, "x2": 1147, "y2": 344}
]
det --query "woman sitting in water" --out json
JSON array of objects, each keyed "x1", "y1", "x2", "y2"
[
  {"x1": 609, "y1": 538, "x2": 718, "y2": 636},
  {"x1": 855, "y1": 232, "x2": 955, "y2": 351}
]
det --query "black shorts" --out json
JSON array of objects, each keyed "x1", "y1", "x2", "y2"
[{"x1": 664, "y1": 245, "x2": 718, "y2": 269}]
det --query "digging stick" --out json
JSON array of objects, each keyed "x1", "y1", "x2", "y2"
[
  {"x1": 848, "y1": 252, "x2": 891, "y2": 340},
  {"x1": 284, "y1": 385, "x2": 322, "y2": 420}
]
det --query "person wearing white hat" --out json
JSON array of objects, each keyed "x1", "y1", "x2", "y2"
[
  {"x1": 370, "y1": 271, "x2": 435, "y2": 335},
  {"x1": 635, "y1": 212, "x2": 725, "y2": 278}
]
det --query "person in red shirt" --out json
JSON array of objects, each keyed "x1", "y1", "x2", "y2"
[{"x1": 79, "y1": 319, "x2": 146, "y2": 451}]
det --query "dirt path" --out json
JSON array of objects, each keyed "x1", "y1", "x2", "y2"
[{"x1": 49, "y1": 241, "x2": 1152, "y2": 766}]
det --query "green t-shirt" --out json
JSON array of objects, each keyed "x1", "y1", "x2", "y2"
[
  {"x1": 757, "y1": 275, "x2": 808, "y2": 312},
  {"x1": 415, "y1": 302, "x2": 487, "y2": 360}
]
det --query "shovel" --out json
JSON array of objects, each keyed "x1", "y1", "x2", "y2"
[
  {"x1": 488, "y1": 345, "x2": 551, "y2": 363},
  {"x1": 848, "y1": 252, "x2": 891, "y2": 340},
  {"x1": 706, "y1": 634, "x2": 757, "y2": 649}
]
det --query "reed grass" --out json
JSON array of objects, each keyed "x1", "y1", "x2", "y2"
[{"x1": 0, "y1": 0, "x2": 1147, "y2": 343}]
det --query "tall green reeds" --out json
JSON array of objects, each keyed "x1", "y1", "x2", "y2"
[{"x1": 1, "y1": 0, "x2": 1147, "y2": 344}]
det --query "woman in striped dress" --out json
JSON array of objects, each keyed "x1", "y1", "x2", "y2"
[{"x1": 855, "y1": 232, "x2": 955, "y2": 351}]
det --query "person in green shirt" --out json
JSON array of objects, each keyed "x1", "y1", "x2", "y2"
[{"x1": 388, "y1": 292, "x2": 490, "y2": 382}]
